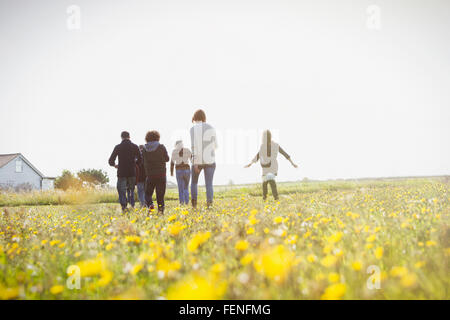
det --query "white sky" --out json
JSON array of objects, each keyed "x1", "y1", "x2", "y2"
[{"x1": 0, "y1": 0, "x2": 449, "y2": 186}]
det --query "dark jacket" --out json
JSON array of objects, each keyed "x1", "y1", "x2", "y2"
[
  {"x1": 108, "y1": 139, "x2": 142, "y2": 178},
  {"x1": 142, "y1": 142, "x2": 169, "y2": 177},
  {"x1": 136, "y1": 155, "x2": 146, "y2": 183}
]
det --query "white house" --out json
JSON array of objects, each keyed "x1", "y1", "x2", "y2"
[{"x1": 0, "y1": 153, "x2": 55, "y2": 191}]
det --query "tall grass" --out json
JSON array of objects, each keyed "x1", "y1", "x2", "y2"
[{"x1": 1, "y1": 177, "x2": 445, "y2": 207}]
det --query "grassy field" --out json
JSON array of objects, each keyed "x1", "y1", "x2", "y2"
[
  {"x1": 0, "y1": 179, "x2": 433, "y2": 207},
  {"x1": 0, "y1": 178, "x2": 448, "y2": 299}
]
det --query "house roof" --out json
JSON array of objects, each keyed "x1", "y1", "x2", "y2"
[
  {"x1": 0, "y1": 153, "x2": 45, "y2": 178},
  {"x1": 0, "y1": 153, "x2": 20, "y2": 168}
]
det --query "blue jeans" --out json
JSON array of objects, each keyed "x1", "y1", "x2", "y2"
[
  {"x1": 191, "y1": 163, "x2": 215, "y2": 203},
  {"x1": 117, "y1": 177, "x2": 136, "y2": 209},
  {"x1": 176, "y1": 169, "x2": 190, "y2": 205},
  {"x1": 137, "y1": 182, "x2": 145, "y2": 207}
]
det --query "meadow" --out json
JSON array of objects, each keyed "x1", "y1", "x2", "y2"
[{"x1": 0, "y1": 178, "x2": 448, "y2": 299}]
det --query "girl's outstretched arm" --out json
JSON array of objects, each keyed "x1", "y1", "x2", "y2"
[
  {"x1": 279, "y1": 146, "x2": 298, "y2": 168},
  {"x1": 244, "y1": 152, "x2": 259, "y2": 168},
  {"x1": 289, "y1": 158, "x2": 298, "y2": 168}
]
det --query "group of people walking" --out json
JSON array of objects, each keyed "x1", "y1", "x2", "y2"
[{"x1": 108, "y1": 109, "x2": 298, "y2": 213}]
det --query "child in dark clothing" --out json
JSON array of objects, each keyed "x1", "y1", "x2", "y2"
[{"x1": 142, "y1": 130, "x2": 169, "y2": 213}]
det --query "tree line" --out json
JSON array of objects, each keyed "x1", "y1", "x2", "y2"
[{"x1": 55, "y1": 169, "x2": 109, "y2": 190}]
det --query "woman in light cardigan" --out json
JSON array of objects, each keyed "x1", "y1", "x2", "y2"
[
  {"x1": 190, "y1": 109, "x2": 217, "y2": 209},
  {"x1": 245, "y1": 130, "x2": 298, "y2": 200}
]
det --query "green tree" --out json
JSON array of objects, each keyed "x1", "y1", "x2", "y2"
[
  {"x1": 77, "y1": 169, "x2": 109, "y2": 187},
  {"x1": 54, "y1": 170, "x2": 82, "y2": 191}
]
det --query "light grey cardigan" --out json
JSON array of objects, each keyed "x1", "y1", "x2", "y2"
[
  {"x1": 252, "y1": 141, "x2": 290, "y2": 176},
  {"x1": 190, "y1": 122, "x2": 217, "y2": 165}
]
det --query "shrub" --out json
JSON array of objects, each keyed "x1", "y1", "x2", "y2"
[
  {"x1": 77, "y1": 169, "x2": 109, "y2": 188},
  {"x1": 14, "y1": 183, "x2": 34, "y2": 192},
  {"x1": 54, "y1": 170, "x2": 82, "y2": 191}
]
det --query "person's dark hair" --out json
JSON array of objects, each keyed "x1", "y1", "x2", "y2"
[
  {"x1": 263, "y1": 130, "x2": 272, "y2": 157},
  {"x1": 145, "y1": 130, "x2": 160, "y2": 142},
  {"x1": 192, "y1": 109, "x2": 206, "y2": 123},
  {"x1": 121, "y1": 131, "x2": 130, "y2": 139}
]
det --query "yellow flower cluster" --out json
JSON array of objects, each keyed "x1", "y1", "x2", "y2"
[{"x1": 187, "y1": 232, "x2": 211, "y2": 253}]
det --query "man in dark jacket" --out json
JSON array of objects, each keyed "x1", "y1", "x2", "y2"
[
  {"x1": 142, "y1": 130, "x2": 169, "y2": 213},
  {"x1": 108, "y1": 131, "x2": 142, "y2": 212}
]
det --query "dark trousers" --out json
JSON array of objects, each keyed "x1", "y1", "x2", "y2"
[
  {"x1": 262, "y1": 180, "x2": 278, "y2": 200},
  {"x1": 117, "y1": 176, "x2": 136, "y2": 209},
  {"x1": 145, "y1": 175, "x2": 166, "y2": 211}
]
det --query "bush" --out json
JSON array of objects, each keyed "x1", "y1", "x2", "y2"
[
  {"x1": 14, "y1": 183, "x2": 34, "y2": 192},
  {"x1": 54, "y1": 170, "x2": 82, "y2": 191},
  {"x1": 77, "y1": 169, "x2": 109, "y2": 187},
  {"x1": 0, "y1": 182, "x2": 14, "y2": 192}
]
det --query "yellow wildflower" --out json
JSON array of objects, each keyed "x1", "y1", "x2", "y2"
[
  {"x1": 130, "y1": 263, "x2": 144, "y2": 275},
  {"x1": 321, "y1": 283, "x2": 346, "y2": 300},
  {"x1": 328, "y1": 272, "x2": 340, "y2": 283},
  {"x1": 49, "y1": 240, "x2": 61, "y2": 246},
  {"x1": 210, "y1": 263, "x2": 225, "y2": 274},
  {"x1": 390, "y1": 266, "x2": 408, "y2": 277},
  {"x1": 50, "y1": 285, "x2": 64, "y2": 295},
  {"x1": 187, "y1": 232, "x2": 211, "y2": 252},
  {"x1": 351, "y1": 261, "x2": 362, "y2": 271},
  {"x1": 414, "y1": 261, "x2": 426, "y2": 268},
  {"x1": 156, "y1": 258, "x2": 181, "y2": 277},
  {"x1": 98, "y1": 270, "x2": 113, "y2": 286},
  {"x1": 77, "y1": 258, "x2": 107, "y2": 277},
  {"x1": 254, "y1": 245, "x2": 295, "y2": 283},
  {"x1": 400, "y1": 273, "x2": 417, "y2": 288},
  {"x1": 375, "y1": 247, "x2": 383, "y2": 260},
  {"x1": 248, "y1": 216, "x2": 259, "y2": 225},
  {"x1": 321, "y1": 255, "x2": 337, "y2": 268},
  {"x1": 327, "y1": 232, "x2": 343, "y2": 244},
  {"x1": 166, "y1": 274, "x2": 227, "y2": 300},
  {"x1": 273, "y1": 216, "x2": 283, "y2": 224},
  {"x1": 125, "y1": 236, "x2": 141, "y2": 245},
  {"x1": 167, "y1": 221, "x2": 186, "y2": 236},
  {"x1": 235, "y1": 240, "x2": 249, "y2": 251},
  {"x1": 426, "y1": 240, "x2": 436, "y2": 247},
  {"x1": 240, "y1": 253, "x2": 255, "y2": 266},
  {"x1": 0, "y1": 286, "x2": 20, "y2": 300}
]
